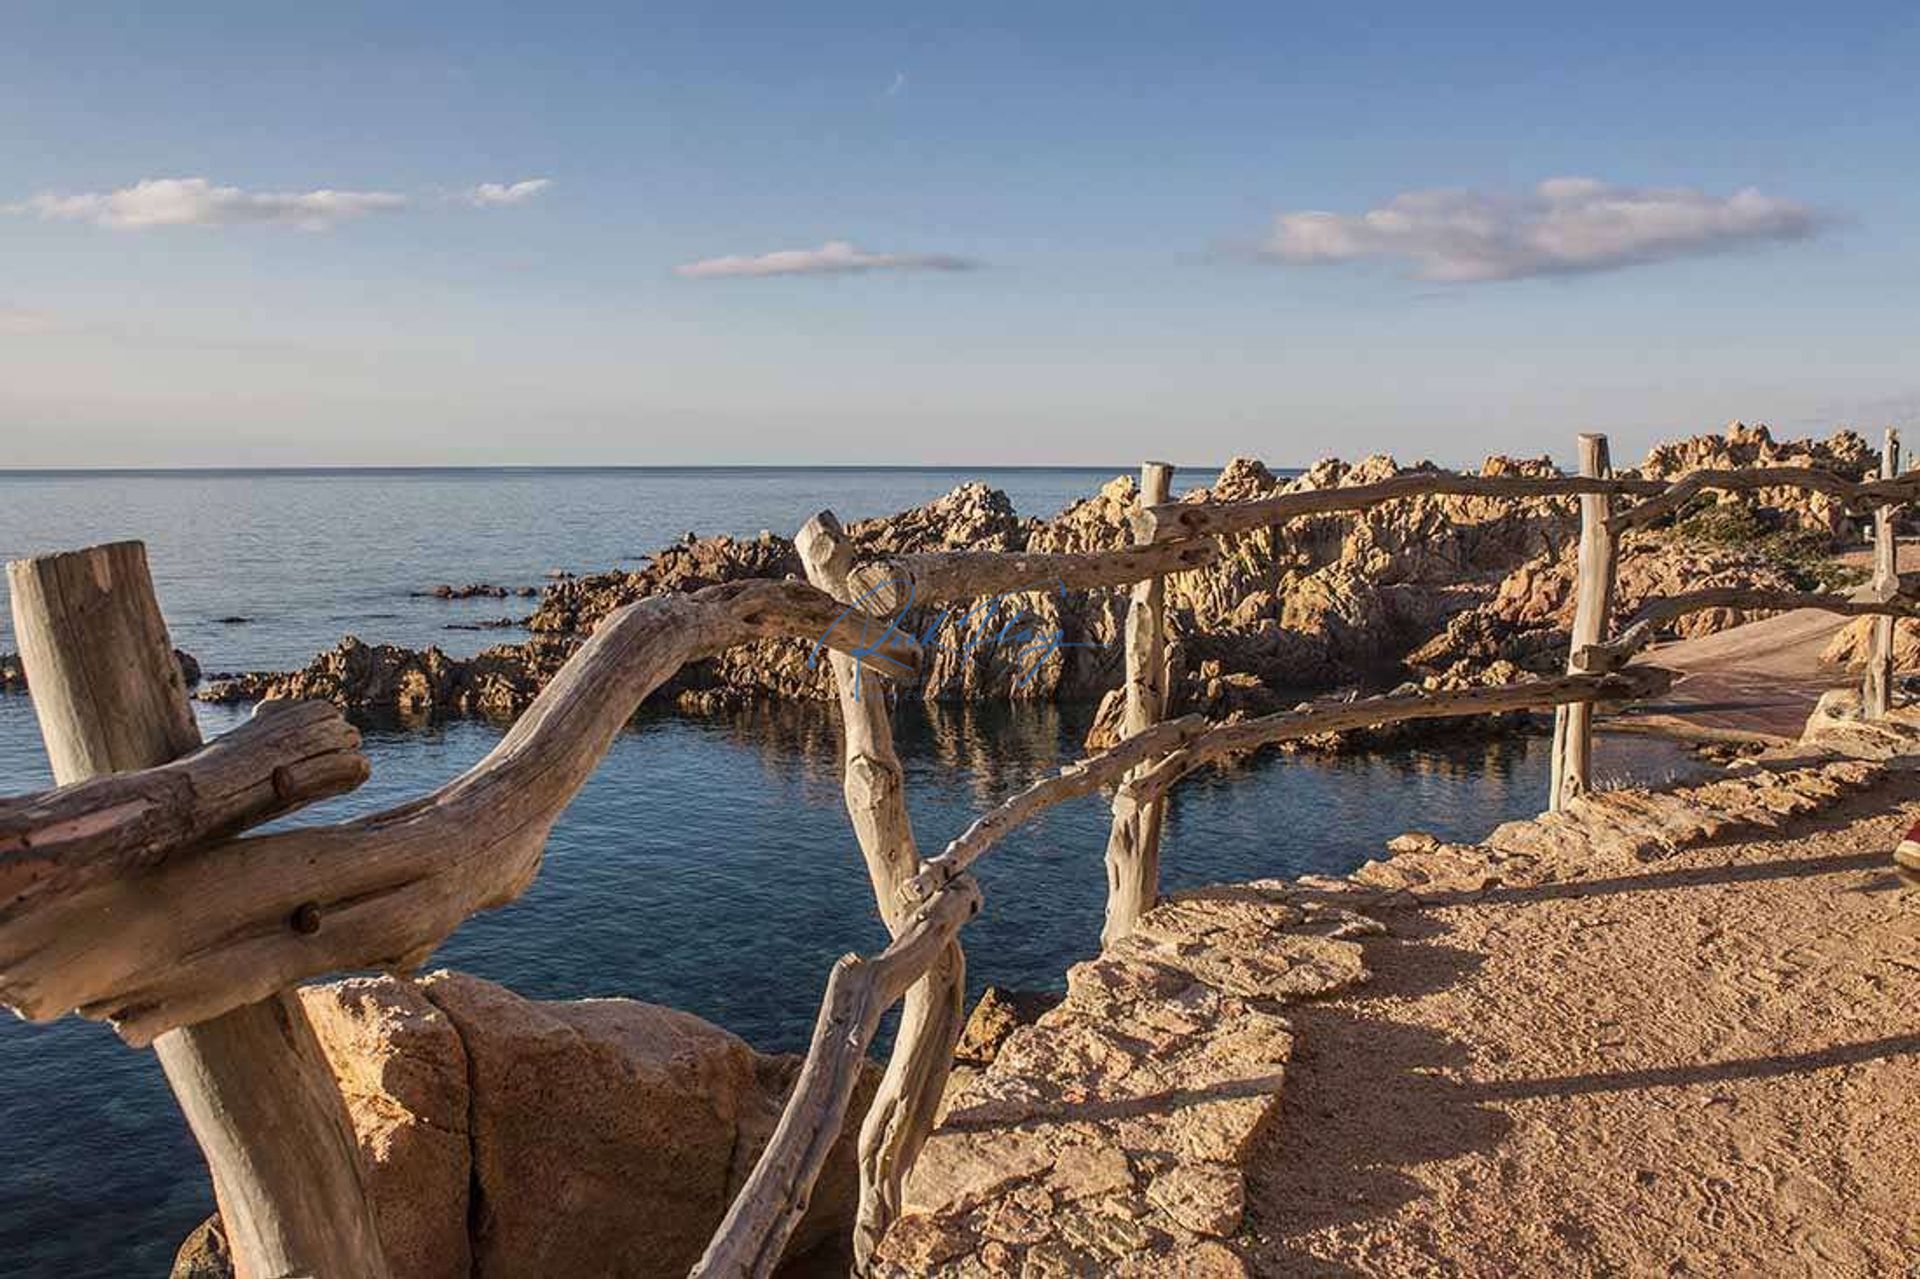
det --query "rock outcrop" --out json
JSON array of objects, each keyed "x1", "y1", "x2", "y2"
[
  {"x1": 201, "y1": 637, "x2": 567, "y2": 717},
  {"x1": 193, "y1": 423, "x2": 1867, "y2": 726},
  {"x1": 1821, "y1": 616, "x2": 1920, "y2": 673},
  {"x1": 172, "y1": 972, "x2": 871, "y2": 1279}
]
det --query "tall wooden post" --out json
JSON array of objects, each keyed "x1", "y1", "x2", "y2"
[
  {"x1": 1865, "y1": 428, "x2": 1902, "y2": 719},
  {"x1": 796, "y1": 513, "x2": 966, "y2": 1272},
  {"x1": 1102, "y1": 461, "x2": 1175, "y2": 945},
  {"x1": 8, "y1": 542, "x2": 389, "y2": 1279},
  {"x1": 1549, "y1": 435, "x2": 1616, "y2": 812}
]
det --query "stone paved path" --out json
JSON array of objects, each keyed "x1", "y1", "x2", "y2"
[{"x1": 874, "y1": 705, "x2": 1920, "y2": 1276}]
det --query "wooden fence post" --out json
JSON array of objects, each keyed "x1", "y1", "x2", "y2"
[
  {"x1": 1865, "y1": 428, "x2": 1902, "y2": 719},
  {"x1": 1549, "y1": 435, "x2": 1616, "y2": 812},
  {"x1": 796, "y1": 513, "x2": 967, "y2": 1272},
  {"x1": 1102, "y1": 461, "x2": 1175, "y2": 946},
  {"x1": 8, "y1": 542, "x2": 390, "y2": 1279}
]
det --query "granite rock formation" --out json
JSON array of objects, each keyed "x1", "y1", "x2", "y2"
[
  {"x1": 186, "y1": 423, "x2": 1867, "y2": 727},
  {"x1": 171, "y1": 972, "x2": 871, "y2": 1279}
]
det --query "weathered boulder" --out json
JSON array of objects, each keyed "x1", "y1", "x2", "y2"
[
  {"x1": 1822, "y1": 616, "x2": 1920, "y2": 672},
  {"x1": 169, "y1": 1216, "x2": 231, "y2": 1279},
  {"x1": 1408, "y1": 532, "x2": 1810, "y2": 676},
  {"x1": 172, "y1": 972, "x2": 871, "y2": 1279},
  {"x1": 302, "y1": 978, "x2": 472, "y2": 1279},
  {"x1": 1636, "y1": 420, "x2": 1875, "y2": 539},
  {"x1": 954, "y1": 987, "x2": 1064, "y2": 1067}
]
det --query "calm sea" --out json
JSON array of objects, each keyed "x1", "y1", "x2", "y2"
[{"x1": 0, "y1": 468, "x2": 1688, "y2": 1276}]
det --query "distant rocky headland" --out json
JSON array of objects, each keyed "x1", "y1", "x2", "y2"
[{"x1": 2, "y1": 424, "x2": 1891, "y2": 752}]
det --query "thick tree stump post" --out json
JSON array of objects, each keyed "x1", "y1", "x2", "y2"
[
  {"x1": 1549, "y1": 435, "x2": 1616, "y2": 812},
  {"x1": 796, "y1": 513, "x2": 967, "y2": 1272},
  {"x1": 1865, "y1": 428, "x2": 1902, "y2": 719},
  {"x1": 8, "y1": 542, "x2": 389, "y2": 1279},
  {"x1": 1102, "y1": 461, "x2": 1175, "y2": 945}
]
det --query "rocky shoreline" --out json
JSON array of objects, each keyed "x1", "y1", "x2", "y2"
[{"x1": 6, "y1": 424, "x2": 1883, "y2": 754}]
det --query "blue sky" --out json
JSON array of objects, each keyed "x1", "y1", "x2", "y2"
[{"x1": 3, "y1": 1, "x2": 1916, "y2": 468}]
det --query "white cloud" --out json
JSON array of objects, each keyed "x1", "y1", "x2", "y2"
[
  {"x1": 13, "y1": 177, "x2": 407, "y2": 231},
  {"x1": 885, "y1": 71, "x2": 907, "y2": 98},
  {"x1": 466, "y1": 178, "x2": 552, "y2": 207},
  {"x1": 1262, "y1": 177, "x2": 1821, "y2": 282},
  {"x1": 675, "y1": 239, "x2": 977, "y2": 279},
  {"x1": 0, "y1": 307, "x2": 64, "y2": 335}
]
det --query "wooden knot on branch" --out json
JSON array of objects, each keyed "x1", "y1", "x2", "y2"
[{"x1": 290, "y1": 902, "x2": 323, "y2": 935}]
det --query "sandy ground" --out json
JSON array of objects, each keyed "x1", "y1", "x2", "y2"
[
  {"x1": 1613, "y1": 543, "x2": 1920, "y2": 742},
  {"x1": 1244, "y1": 772, "x2": 1920, "y2": 1277}
]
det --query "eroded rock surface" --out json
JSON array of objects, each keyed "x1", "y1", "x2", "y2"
[
  {"x1": 191, "y1": 423, "x2": 1868, "y2": 727},
  {"x1": 172, "y1": 972, "x2": 870, "y2": 1279}
]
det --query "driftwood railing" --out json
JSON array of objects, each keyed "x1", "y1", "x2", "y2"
[{"x1": 4, "y1": 431, "x2": 1917, "y2": 1278}]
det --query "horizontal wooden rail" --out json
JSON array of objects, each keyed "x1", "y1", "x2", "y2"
[
  {"x1": 1138, "y1": 465, "x2": 1920, "y2": 545},
  {"x1": 1137, "y1": 471, "x2": 1666, "y2": 543},
  {"x1": 0, "y1": 580, "x2": 920, "y2": 1045},
  {"x1": 1577, "y1": 588, "x2": 1920, "y2": 671},
  {"x1": 693, "y1": 874, "x2": 982, "y2": 1279},
  {"x1": 1609, "y1": 466, "x2": 1920, "y2": 534},
  {"x1": 0, "y1": 699, "x2": 366, "y2": 921},
  {"x1": 844, "y1": 540, "x2": 1218, "y2": 614},
  {"x1": 902, "y1": 667, "x2": 1671, "y2": 904}
]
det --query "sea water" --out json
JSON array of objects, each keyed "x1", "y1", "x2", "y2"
[{"x1": 0, "y1": 468, "x2": 1689, "y2": 1275}]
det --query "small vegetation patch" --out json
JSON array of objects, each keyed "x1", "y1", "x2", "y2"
[{"x1": 1672, "y1": 502, "x2": 1866, "y2": 593}]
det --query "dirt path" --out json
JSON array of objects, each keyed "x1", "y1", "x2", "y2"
[
  {"x1": 1612, "y1": 543, "x2": 1918, "y2": 742},
  {"x1": 1246, "y1": 770, "x2": 1920, "y2": 1276}
]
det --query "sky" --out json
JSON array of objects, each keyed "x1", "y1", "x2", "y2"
[{"x1": 2, "y1": 1, "x2": 1916, "y2": 469}]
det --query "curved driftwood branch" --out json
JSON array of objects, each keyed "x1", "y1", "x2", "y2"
[
  {"x1": 798, "y1": 510, "x2": 966, "y2": 1270},
  {"x1": 0, "y1": 699, "x2": 366, "y2": 921},
  {"x1": 0, "y1": 579, "x2": 918, "y2": 1044},
  {"x1": 693, "y1": 876, "x2": 982, "y2": 1279},
  {"x1": 1130, "y1": 667, "x2": 1673, "y2": 803},
  {"x1": 1609, "y1": 465, "x2": 1920, "y2": 534},
  {"x1": 902, "y1": 671, "x2": 1670, "y2": 906},
  {"x1": 1138, "y1": 471, "x2": 1665, "y2": 544},
  {"x1": 1138, "y1": 465, "x2": 1920, "y2": 545},
  {"x1": 844, "y1": 539, "x2": 1218, "y2": 614},
  {"x1": 1577, "y1": 588, "x2": 1920, "y2": 672}
]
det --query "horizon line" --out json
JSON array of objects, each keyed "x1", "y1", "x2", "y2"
[{"x1": 0, "y1": 461, "x2": 1273, "y2": 477}]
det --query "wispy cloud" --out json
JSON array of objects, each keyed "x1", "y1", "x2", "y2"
[
  {"x1": 11, "y1": 177, "x2": 407, "y2": 231},
  {"x1": 8, "y1": 175, "x2": 556, "y2": 231},
  {"x1": 674, "y1": 239, "x2": 978, "y2": 279},
  {"x1": 0, "y1": 306, "x2": 65, "y2": 335},
  {"x1": 884, "y1": 71, "x2": 908, "y2": 98},
  {"x1": 1261, "y1": 177, "x2": 1822, "y2": 283},
  {"x1": 465, "y1": 178, "x2": 552, "y2": 207}
]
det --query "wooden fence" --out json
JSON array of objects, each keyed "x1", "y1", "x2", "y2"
[{"x1": 3, "y1": 432, "x2": 1916, "y2": 1277}]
